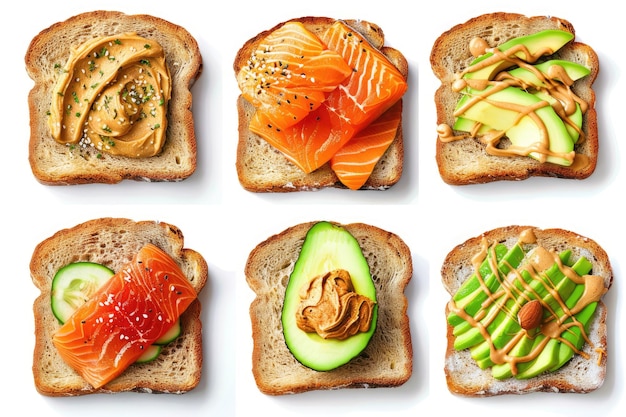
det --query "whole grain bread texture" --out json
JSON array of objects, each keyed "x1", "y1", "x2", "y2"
[
  {"x1": 442, "y1": 225, "x2": 612, "y2": 396},
  {"x1": 26, "y1": 11, "x2": 203, "y2": 184},
  {"x1": 245, "y1": 221, "x2": 413, "y2": 394},
  {"x1": 431, "y1": 13, "x2": 599, "y2": 185},
  {"x1": 234, "y1": 17, "x2": 408, "y2": 192},
  {"x1": 31, "y1": 218, "x2": 208, "y2": 396}
]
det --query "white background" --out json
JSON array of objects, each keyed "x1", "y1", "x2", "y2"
[{"x1": 2, "y1": 0, "x2": 623, "y2": 415}]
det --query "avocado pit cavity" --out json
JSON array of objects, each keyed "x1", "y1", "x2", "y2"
[{"x1": 296, "y1": 269, "x2": 375, "y2": 340}]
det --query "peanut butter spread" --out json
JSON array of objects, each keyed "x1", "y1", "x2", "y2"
[
  {"x1": 448, "y1": 229, "x2": 607, "y2": 376},
  {"x1": 296, "y1": 269, "x2": 376, "y2": 340},
  {"x1": 437, "y1": 35, "x2": 589, "y2": 166},
  {"x1": 49, "y1": 33, "x2": 171, "y2": 158}
]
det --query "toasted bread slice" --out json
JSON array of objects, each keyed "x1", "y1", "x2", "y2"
[
  {"x1": 431, "y1": 13, "x2": 599, "y2": 185},
  {"x1": 31, "y1": 218, "x2": 208, "y2": 396},
  {"x1": 245, "y1": 221, "x2": 413, "y2": 394},
  {"x1": 442, "y1": 226, "x2": 612, "y2": 396},
  {"x1": 234, "y1": 17, "x2": 408, "y2": 192},
  {"x1": 25, "y1": 11, "x2": 202, "y2": 184}
]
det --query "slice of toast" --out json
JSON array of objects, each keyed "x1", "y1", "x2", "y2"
[
  {"x1": 245, "y1": 221, "x2": 413, "y2": 394},
  {"x1": 431, "y1": 13, "x2": 599, "y2": 185},
  {"x1": 234, "y1": 17, "x2": 408, "y2": 192},
  {"x1": 25, "y1": 11, "x2": 203, "y2": 184},
  {"x1": 441, "y1": 226, "x2": 612, "y2": 396},
  {"x1": 31, "y1": 218, "x2": 208, "y2": 396}
]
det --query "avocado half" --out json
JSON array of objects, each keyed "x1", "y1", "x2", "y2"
[{"x1": 281, "y1": 222, "x2": 378, "y2": 371}]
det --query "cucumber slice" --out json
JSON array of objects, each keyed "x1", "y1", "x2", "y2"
[
  {"x1": 155, "y1": 319, "x2": 182, "y2": 345},
  {"x1": 51, "y1": 262, "x2": 114, "y2": 324},
  {"x1": 135, "y1": 345, "x2": 162, "y2": 363}
]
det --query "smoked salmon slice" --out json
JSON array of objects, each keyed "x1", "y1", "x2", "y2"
[
  {"x1": 237, "y1": 21, "x2": 352, "y2": 131},
  {"x1": 52, "y1": 244, "x2": 197, "y2": 389},
  {"x1": 330, "y1": 100, "x2": 403, "y2": 190},
  {"x1": 248, "y1": 20, "x2": 407, "y2": 177}
]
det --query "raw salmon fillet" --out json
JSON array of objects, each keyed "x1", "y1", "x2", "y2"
[
  {"x1": 249, "y1": 20, "x2": 407, "y2": 175},
  {"x1": 52, "y1": 244, "x2": 197, "y2": 388},
  {"x1": 330, "y1": 100, "x2": 403, "y2": 190},
  {"x1": 237, "y1": 21, "x2": 352, "y2": 131}
]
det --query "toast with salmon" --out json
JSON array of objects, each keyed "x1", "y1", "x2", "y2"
[
  {"x1": 431, "y1": 13, "x2": 599, "y2": 185},
  {"x1": 245, "y1": 221, "x2": 413, "y2": 394},
  {"x1": 31, "y1": 218, "x2": 208, "y2": 396},
  {"x1": 26, "y1": 11, "x2": 202, "y2": 184},
  {"x1": 442, "y1": 226, "x2": 612, "y2": 396},
  {"x1": 234, "y1": 17, "x2": 408, "y2": 192}
]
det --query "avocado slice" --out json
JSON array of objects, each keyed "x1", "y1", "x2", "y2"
[
  {"x1": 453, "y1": 60, "x2": 588, "y2": 144},
  {"x1": 550, "y1": 300, "x2": 597, "y2": 372},
  {"x1": 448, "y1": 243, "x2": 523, "y2": 327},
  {"x1": 464, "y1": 30, "x2": 574, "y2": 81},
  {"x1": 506, "y1": 60, "x2": 591, "y2": 88},
  {"x1": 480, "y1": 254, "x2": 595, "y2": 379},
  {"x1": 281, "y1": 222, "x2": 377, "y2": 371},
  {"x1": 471, "y1": 253, "x2": 574, "y2": 367},
  {"x1": 457, "y1": 85, "x2": 575, "y2": 165}
]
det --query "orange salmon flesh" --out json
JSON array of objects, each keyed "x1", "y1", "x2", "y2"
[
  {"x1": 52, "y1": 244, "x2": 197, "y2": 389},
  {"x1": 241, "y1": 20, "x2": 407, "y2": 187}
]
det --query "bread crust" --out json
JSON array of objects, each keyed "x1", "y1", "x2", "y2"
[
  {"x1": 31, "y1": 218, "x2": 208, "y2": 396},
  {"x1": 25, "y1": 11, "x2": 203, "y2": 184},
  {"x1": 431, "y1": 13, "x2": 599, "y2": 185},
  {"x1": 245, "y1": 221, "x2": 413, "y2": 394},
  {"x1": 234, "y1": 17, "x2": 408, "y2": 192},
  {"x1": 441, "y1": 225, "x2": 612, "y2": 396}
]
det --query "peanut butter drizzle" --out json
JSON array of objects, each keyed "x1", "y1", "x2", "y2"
[
  {"x1": 437, "y1": 35, "x2": 590, "y2": 167},
  {"x1": 448, "y1": 228, "x2": 607, "y2": 376},
  {"x1": 296, "y1": 269, "x2": 376, "y2": 340}
]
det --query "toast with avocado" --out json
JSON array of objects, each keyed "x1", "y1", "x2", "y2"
[
  {"x1": 234, "y1": 17, "x2": 408, "y2": 192},
  {"x1": 25, "y1": 11, "x2": 202, "y2": 184},
  {"x1": 431, "y1": 13, "x2": 599, "y2": 185},
  {"x1": 442, "y1": 226, "x2": 612, "y2": 396},
  {"x1": 31, "y1": 218, "x2": 208, "y2": 396},
  {"x1": 245, "y1": 221, "x2": 413, "y2": 394}
]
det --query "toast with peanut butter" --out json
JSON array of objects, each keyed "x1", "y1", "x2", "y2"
[
  {"x1": 234, "y1": 17, "x2": 408, "y2": 192},
  {"x1": 25, "y1": 11, "x2": 202, "y2": 184},
  {"x1": 442, "y1": 226, "x2": 612, "y2": 396},
  {"x1": 245, "y1": 221, "x2": 413, "y2": 394},
  {"x1": 431, "y1": 13, "x2": 599, "y2": 185},
  {"x1": 31, "y1": 218, "x2": 208, "y2": 395}
]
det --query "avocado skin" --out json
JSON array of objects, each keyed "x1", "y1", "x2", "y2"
[{"x1": 281, "y1": 221, "x2": 377, "y2": 371}]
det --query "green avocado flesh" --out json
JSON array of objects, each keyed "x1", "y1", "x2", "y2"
[
  {"x1": 453, "y1": 30, "x2": 589, "y2": 166},
  {"x1": 282, "y1": 222, "x2": 377, "y2": 371},
  {"x1": 448, "y1": 244, "x2": 599, "y2": 380},
  {"x1": 464, "y1": 30, "x2": 574, "y2": 81}
]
